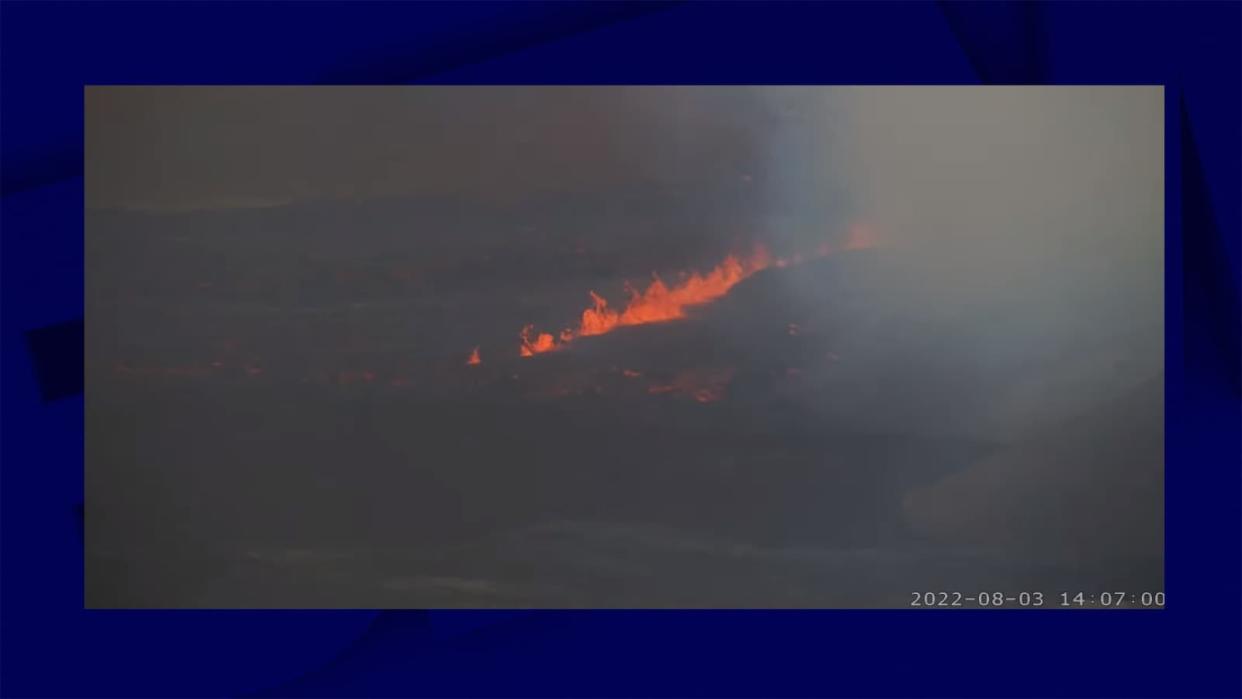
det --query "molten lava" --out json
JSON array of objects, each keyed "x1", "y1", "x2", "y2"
[
  {"x1": 519, "y1": 247, "x2": 773, "y2": 356},
  {"x1": 516, "y1": 227, "x2": 877, "y2": 358},
  {"x1": 579, "y1": 251, "x2": 758, "y2": 336},
  {"x1": 519, "y1": 325, "x2": 559, "y2": 357}
]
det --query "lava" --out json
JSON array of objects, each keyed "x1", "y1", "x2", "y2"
[
  {"x1": 513, "y1": 227, "x2": 878, "y2": 358},
  {"x1": 519, "y1": 325, "x2": 559, "y2": 357},
  {"x1": 466, "y1": 347, "x2": 482, "y2": 365},
  {"x1": 519, "y1": 246, "x2": 776, "y2": 356}
]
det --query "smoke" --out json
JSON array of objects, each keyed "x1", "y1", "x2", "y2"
[
  {"x1": 812, "y1": 87, "x2": 1164, "y2": 555},
  {"x1": 844, "y1": 87, "x2": 1163, "y2": 427}
]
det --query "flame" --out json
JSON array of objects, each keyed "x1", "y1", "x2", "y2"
[{"x1": 466, "y1": 347, "x2": 481, "y2": 365}]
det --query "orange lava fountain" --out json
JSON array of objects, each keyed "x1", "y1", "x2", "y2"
[
  {"x1": 516, "y1": 225, "x2": 876, "y2": 358},
  {"x1": 519, "y1": 246, "x2": 773, "y2": 356}
]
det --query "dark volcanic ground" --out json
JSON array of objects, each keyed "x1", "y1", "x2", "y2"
[{"x1": 86, "y1": 201, "x2": 1163, "y2": 608}]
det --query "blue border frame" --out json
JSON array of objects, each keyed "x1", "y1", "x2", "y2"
[{"x1": 3, "y1": 2, "x2": 1238, "y2": 696}]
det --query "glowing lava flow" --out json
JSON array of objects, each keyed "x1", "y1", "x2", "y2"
[
  {"x1": 518, "y1": 246, "x2": 773, "y2": 356},
  {"x1": 516, "y1": 225, "x2": 877, "y2": 358},
  {"x1": 519, "y1": 325, "x2": 558, "y2": 357}
]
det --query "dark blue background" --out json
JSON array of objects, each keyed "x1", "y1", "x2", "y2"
[{"x1": 2, "y1": 2, "x2": 1238, "y2": 696}]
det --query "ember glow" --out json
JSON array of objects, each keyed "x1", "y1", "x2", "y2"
[
  {"x1": 843, "y1": 223, "x2": 877, "y2": 251},
  {"x1": 466, "y1": 347, "x2": 482, "y2": 366},
  {"x1": 646, "y1": 367, "x2": 737, "y2": 403}
]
